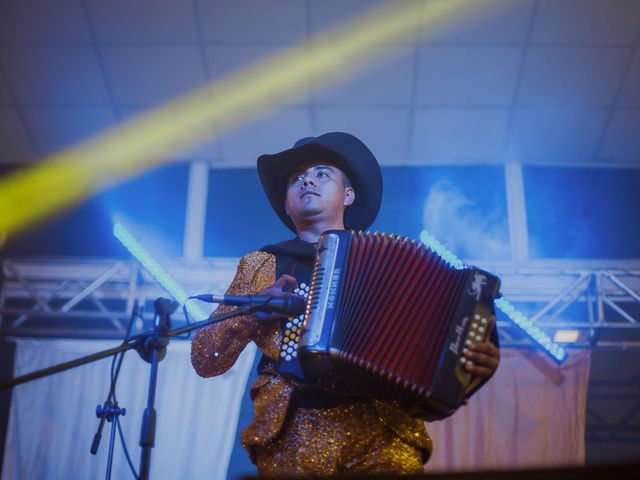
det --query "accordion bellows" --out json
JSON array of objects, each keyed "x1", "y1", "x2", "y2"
[{"x1": 297, "y1": 230, "x2": 500, "y2": 419}]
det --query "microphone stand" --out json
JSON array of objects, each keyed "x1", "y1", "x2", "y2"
[
  {"x1": 0, "y1": 300, "x2": 257, "y2": 480},
  {"x1": 136, "y1": 297, "x2": 174, "y2": 480}
]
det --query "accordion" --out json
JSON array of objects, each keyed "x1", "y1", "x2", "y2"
[{"x1": 289, "y1": 230, "x2": 500, "y2": 419}]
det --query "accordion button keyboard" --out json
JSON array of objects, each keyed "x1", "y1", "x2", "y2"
[{"x1": 278, "y1": 283, "x2": 311, "y2": 364}]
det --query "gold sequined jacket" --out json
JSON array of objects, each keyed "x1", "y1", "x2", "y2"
[{"x1": 191, "y1": 251, "x2": 433, "y2": 460}]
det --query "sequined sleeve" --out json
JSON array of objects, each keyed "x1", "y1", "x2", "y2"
[{"x1": 191, "y1": 251, "x2": 275, "y2": 377}]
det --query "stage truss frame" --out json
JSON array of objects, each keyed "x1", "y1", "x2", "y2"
[
  {"x1": 2, "y1": 256, "x2": 639, "y2": 444},
  {"x1": 1, "y1": 257, "x2": 639, "y2": 349}
]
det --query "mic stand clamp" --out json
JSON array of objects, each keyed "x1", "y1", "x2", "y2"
[
  {"x1": 93, "y1": 400, "x2": 127, "y2": 479},
  {"x1": 95, "y1": 400, "x2": 127, "y2": 422}
]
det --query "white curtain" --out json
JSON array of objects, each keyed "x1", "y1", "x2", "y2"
[
  {"x1": 426, "y1": 348, "x2": 590, "y2": 472},
  {"x1": 2, "y1": 338, "x2": 256, "y2": 480}
]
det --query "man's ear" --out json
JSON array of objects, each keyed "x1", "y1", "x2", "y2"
[{"x1": 344, "y1": 187, "x2": 355, "y2": 207}]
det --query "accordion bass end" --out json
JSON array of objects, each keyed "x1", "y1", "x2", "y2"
[{"x1": 297, "y1": 230, "x2": 500, "y2": 419}]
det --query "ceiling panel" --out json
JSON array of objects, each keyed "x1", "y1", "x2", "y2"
[
  {"x1": 0, "y1": 1, "x2": 637, "y2": 168},
  {"x1": 23, "y1": 108, "x2": 118, "y2": 155},
  {"x1": 102, "y1": 46, "x2": 207, "y2": 105},
  {"x1": 411, "y1": 108, "x2": 509, "y2": 160},
  {"x1": 517, "y1": 46, "x2": 631, "y2": 107},
  {"x1": 509, "y1": 107, "x2": 608, "y2": 161},
  {"x1": 422, "y1": 0, "x2": 534, "y2": 44},
  {"x1": 599, "y1": 109, "x2": 640, "y2": 161},
  {"x1": 416, "y1": 46, "x2": 522, "y2": 106},
  {"x1": 0, "y1": 46, "x2": 110, "y2": 106},
  {"x1": 0, "y1": 109, "x2": 36, "y2": 163},
  {"x1": 216, "y1": 108, "x2": 313, "y2": 166},
  {"x1": 196, "y1": 0, "x2": 307, "y2": 44},
  {"x1": 618, "y1": 49, "x2": 640, "y2": 107},
  {"x1": 314, "y1": 107, "x2": 411, "y2": 160},
  {"x1": 85, "y1": 0, "x2": 198, "y2": 43},
  {"x1": 311, "y1": 46, "x2": 415, "y2": 106},
  {"x1": 532, "y1": 0, "x2": 640, "y2": 45},
  {"x1": 0, "y1": 0, "x2": 90, "y2": 44}
]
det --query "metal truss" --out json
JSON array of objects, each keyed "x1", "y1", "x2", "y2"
[
  {"x1": 2, "y1": 257, "x2": 640, "y2": 349},
  {"x1": 468, "y1": 259, "x2": 640, "y2": 351},
  {"x1": 0, "y1": 257, "x2": 238, "y2": 338}
]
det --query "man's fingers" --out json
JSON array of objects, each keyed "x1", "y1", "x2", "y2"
[
  {"x1": 463, "y1": 316, "x2": 500, "y2": 392},
  {"x1": 464, "y1": 363, "x2": 494, "y2": 378},
  {"x1": 255, "y1": 275, "x2": 301, "y2": 322},
  {"x1": 464, "y1": 340, "x2": 500, "y2": 380},
  {"x1": 259, "y1": 274, "x2": 298, "y2": 296},
  {"x1": 464, "y1": 350, "x2": 499, "y2": 370},
  {"x1": 469, "y1": 341, "x2": 499, "y2": 357},
  {"x1": 273, "y1": 274, "x2": 298, "y2": 291}
]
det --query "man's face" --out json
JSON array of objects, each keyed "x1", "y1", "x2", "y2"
[{"x1": 284, "y1": 163, "x2": 355, "y2": 229}]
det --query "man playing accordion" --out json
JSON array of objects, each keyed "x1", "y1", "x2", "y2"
[{"x1": 191, "y1": 132, "x2": 500, "y2": 476}]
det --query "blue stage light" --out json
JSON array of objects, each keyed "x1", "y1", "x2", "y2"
[
  {"x1": 420, "y1": 229, "x2": 568, "y2": 364},
  {"x1": 114, "y1": 223, "x2": 209, "y2": 321},
  {"x1": 419, "y1": 230, "x2": 465, "y2": 270},
  {"x1": 494, "y1": 298, "x2": 567, "y2": 364}
]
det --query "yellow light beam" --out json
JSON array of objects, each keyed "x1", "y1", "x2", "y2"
[{"x1": 0, "y1": 0, "x2": 507, "y2": 235}]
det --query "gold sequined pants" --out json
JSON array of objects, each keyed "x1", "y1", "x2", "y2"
[{"x1": 254, "y1": 403, "x2": 427, "y2": 476}]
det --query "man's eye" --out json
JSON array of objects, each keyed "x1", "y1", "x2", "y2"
[{"x1": 317, "y1": 172, "x2": 328, "y2": 177}]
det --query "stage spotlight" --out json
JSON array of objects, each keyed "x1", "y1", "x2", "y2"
[
  {"x1": 113, "y1": 223, "x2": 209, "y2": 321},
  {"x1": 553, "y1": 329, "x2": 580, "y2": 344},
  {"x1": 420, "y1": 230, "x2": 568, "y2": 364}
]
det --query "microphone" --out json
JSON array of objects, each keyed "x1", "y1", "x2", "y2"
[{"x1": 189, "y1": 294, "x2": 306, "y2": 317}]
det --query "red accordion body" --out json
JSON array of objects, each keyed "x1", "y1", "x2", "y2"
[{"x1": 296, "y1": 230, "x2": 500, "y2": 419}]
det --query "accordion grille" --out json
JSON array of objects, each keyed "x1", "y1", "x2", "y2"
[{"x1": 329, "y1": 231, "x2": 469, "y2": 397}]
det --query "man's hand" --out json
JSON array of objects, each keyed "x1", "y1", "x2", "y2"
[
  {"x1": 255, "y1": 274, "x2": 299, "y2": 323},
  {"x1": 463, "y1": 315, "x2": 500, "y2": 394}
]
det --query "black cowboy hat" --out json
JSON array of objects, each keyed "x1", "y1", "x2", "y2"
[{"x1": 257, "y1": 132, "x2": 383, "y2": 233}]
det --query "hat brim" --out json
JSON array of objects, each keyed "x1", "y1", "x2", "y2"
[{"x1": 257, "y1": 132, "x2": 382, "y2": 233}]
